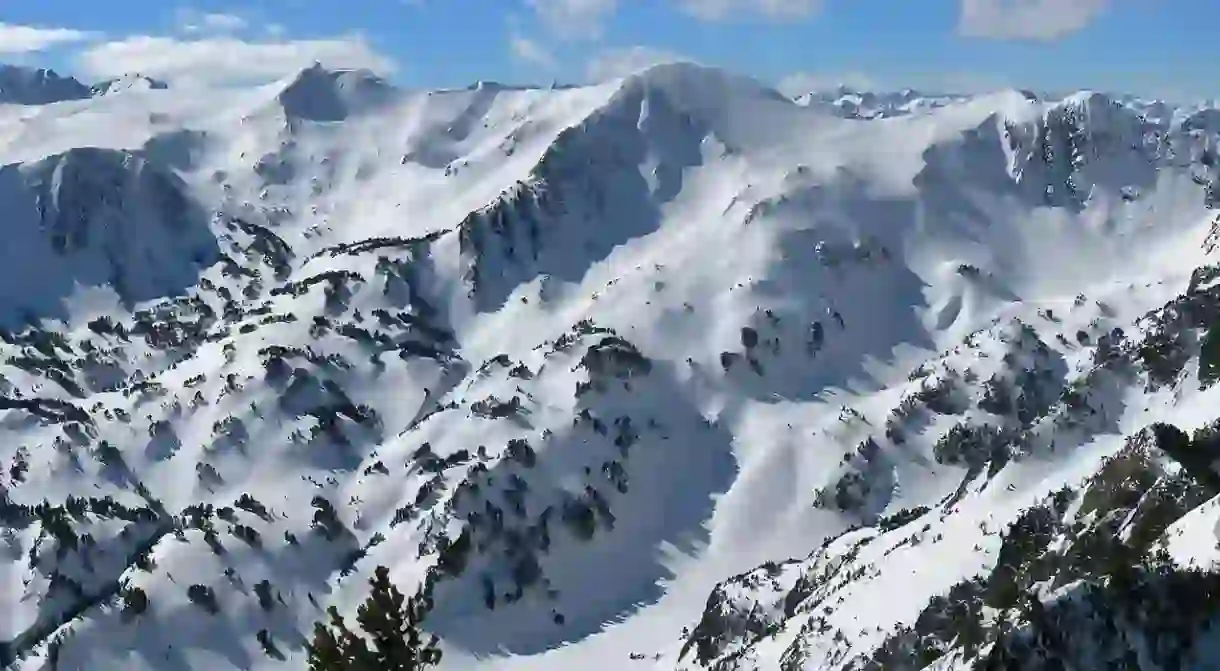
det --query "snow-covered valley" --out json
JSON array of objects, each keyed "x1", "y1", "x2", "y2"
[{"x1": 1, "y1": 61, "x2": 1220, "y2": 670}]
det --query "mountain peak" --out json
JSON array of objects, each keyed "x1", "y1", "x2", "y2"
[
  {"x1": 90, "y1": 73, "x2": 170, "y2": 97},
  {"x1": 3, "y1": 61, "x2": 1220, "y2": 671},
  {"x1": 1040, "y1": 89, "x2": 1150, "y2": 142},
  {"x1": 275, "y1": 62, "x2": 396, "y2": 122},
  {"x1": 619, "y1": 61, "x2": 787, "y2": 104},
  {"x1": 0, "y1": 64, "x2": 90, "y2": 105}
]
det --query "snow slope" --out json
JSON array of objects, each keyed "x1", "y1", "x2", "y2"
[{"x1": 0, "y1": 61, "x2": 1219, "y2": 670}]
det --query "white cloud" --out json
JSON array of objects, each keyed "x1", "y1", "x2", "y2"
[
  {"x1": 528, "y1": 0, "x2": 618, "y2": 39},
  {"x1": 178, "y1": 11, "x2": 250, "y2": 34},
  {"x1": 509, "y1": 33, "x2": 556, "y2": 69},
  {"x1": 958, "y1": 0, "x2": 1110, "y2": 40},
  {"x1": 0, "y1": 23, "x2": 96, "y2": 54},
  {"x1": 528, "y1": 0, "x2": 825, "y2": 36},
  {"x1": 676, "y1": 0, "x2": 823, "y2": 21},
  {"x1": 585, "y1": 46, "x2": 693, "y2": 82},
  {"x1": 777, "y1": 71, "x2": 880, "y2": 96},
  {"x1": 75, "y1": 35, "x2": 396, "y2": 87}
]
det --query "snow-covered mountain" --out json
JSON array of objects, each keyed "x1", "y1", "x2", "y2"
[
  {"x1": 90, "y1": 75, "x2": 169, "y2": 97},
  {"x1": 0, "y1": 66, "x2": 90, "y2": 105},
  {"x1": 1, "y1": 61, "x2": 1220, "y2": 670},
  {"x1": 791, "y1": 86, "x2": 974, "y2": 119}
]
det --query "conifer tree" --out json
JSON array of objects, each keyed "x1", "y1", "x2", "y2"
[{"x1": 306, "y1": 566, "x2": 442, "y2": 670}]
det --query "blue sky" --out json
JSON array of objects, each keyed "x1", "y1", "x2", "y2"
[{"x1": 2, "y1": 0, "x2": 1215, "y2": 100}]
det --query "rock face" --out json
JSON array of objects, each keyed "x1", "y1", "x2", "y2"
[
  {"x1": 275, "y1": 63, "x2": 397, "y2": 122},
  {"x1": 0, "y1": 147, "x2": 218, "y2": 324},
  {"x1": 0, "y1": 65, "x2": 90, "y2": 105},
  {"x1": 0, "y1": 62, "x2": 1218, "y2": 671}
]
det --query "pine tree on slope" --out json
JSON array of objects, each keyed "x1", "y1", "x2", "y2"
[{"x1": 306, "y1": 566, "x2": 442, "y2": 670}]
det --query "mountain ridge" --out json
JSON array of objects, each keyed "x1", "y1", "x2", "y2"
[
  {"x1": 0, "y1": 61, "x2": 1218, "y2": 670},
  {"x1": 0, "y1": 65, "x2": 91, "y2": 105}
]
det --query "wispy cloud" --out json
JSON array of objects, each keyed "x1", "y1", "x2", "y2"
[
  {"x1": 958, "y1": 0, "x2": 1110, "y2": 40},
  {"x1": 176, "y1": 10, "x2": 250, "y2": 35},
  {"x1": 777, "y1": 71, "x2": 881, "y2": 96},
  {"x1": 585, "y1": 45, "x2": 692, "y2": 81},
  {"x1": 75, "y1": 35, "x2": 395, "y2": 87},
  {"x1": 509, "y1": 33, "x2": 556, "y2": 69},
  {"x1": 528, "y1": 0, "x2": 618, "y2": 40},
  {"x1": 676, "y1": 0, "x2": 824, "y2": 21},
  {"x1": 0, "y1": 23, "x2": 97, "y2": 54}
]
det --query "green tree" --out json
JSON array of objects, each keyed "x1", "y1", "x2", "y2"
[
  {"x1": 306, "y1": 566, "x2": 442, "y2": 670},
  {"x1": 120, "y1": 585, "x2": 149, "y2": 622}
]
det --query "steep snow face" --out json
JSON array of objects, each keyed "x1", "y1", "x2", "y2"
[
  {"x1": 0, "y1": 65, "x2": 90, "y2": 105},
  {"x1": 0, "y1": 147, "x2": 218, "y2": 325},
  {"x1": 274, "y1": 64, "x2": 398, "y2": 122},
  {"x1": 1, "y1": 63, "x2": 1220, "y2": 671},
  {"x1": 1000, "y1": 91, "x2": 1163, "y2": 210}
]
